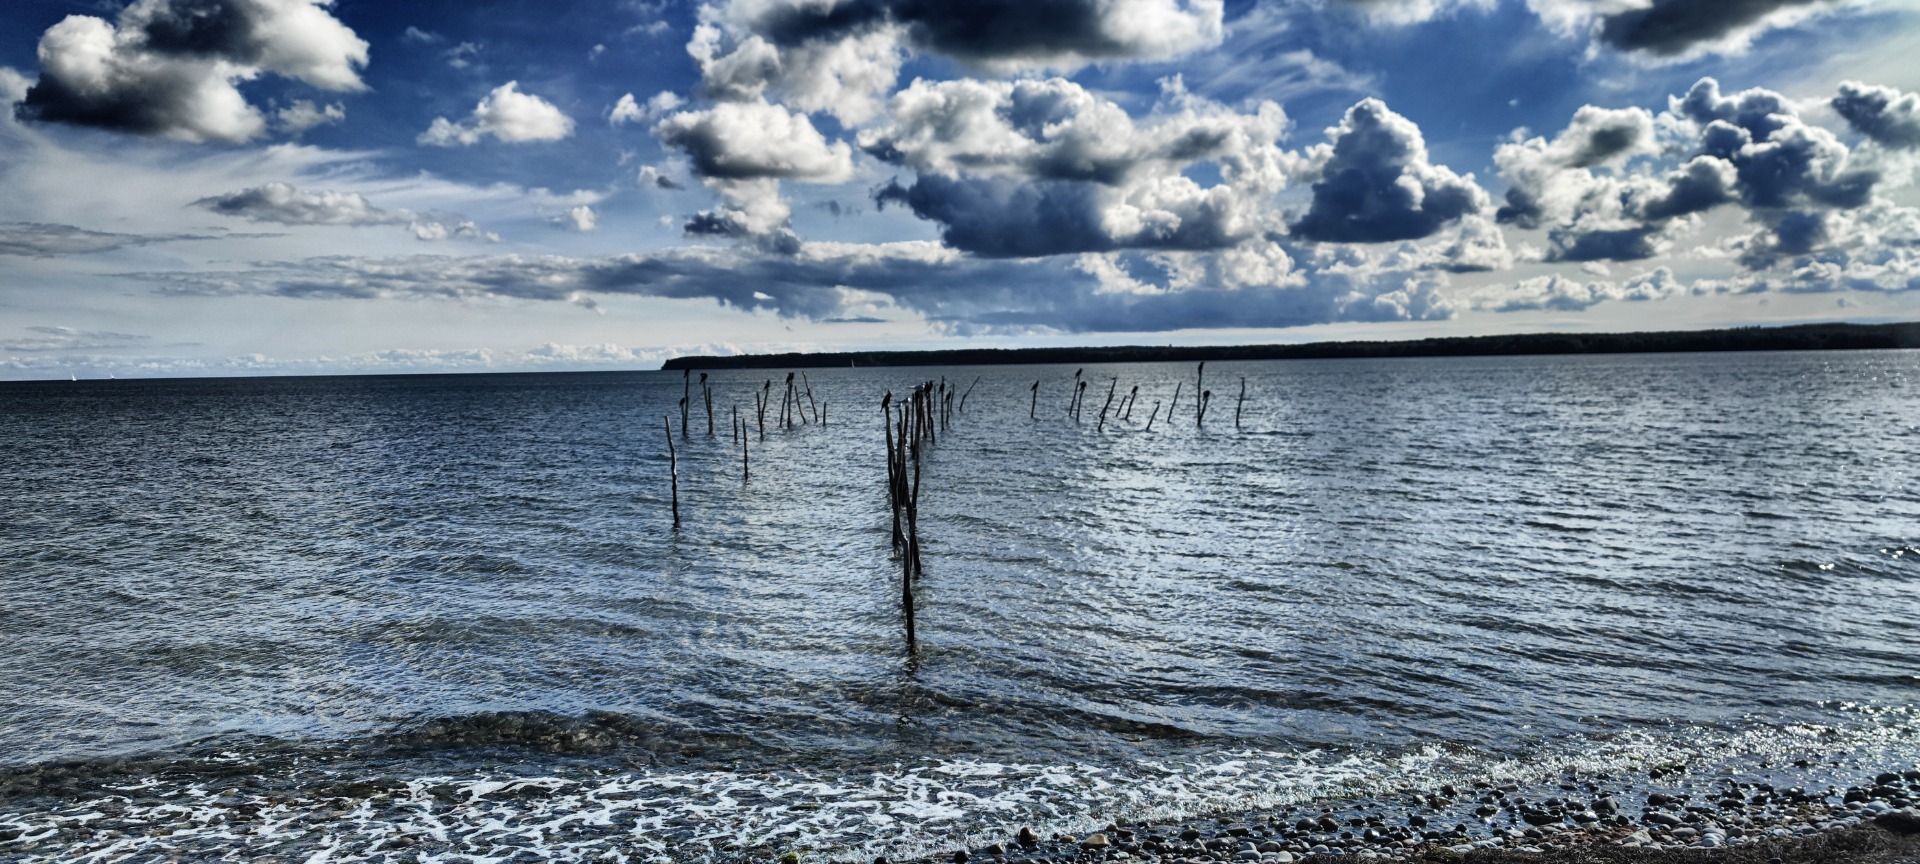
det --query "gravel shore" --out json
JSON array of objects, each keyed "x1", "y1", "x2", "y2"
[{"x1": 896, "y1": 768, "x2": 1920, "y2": 864}]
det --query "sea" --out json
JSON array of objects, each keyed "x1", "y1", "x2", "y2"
[{"x1": 1, "y1": 350, "x2": 1916, "y2": 862}]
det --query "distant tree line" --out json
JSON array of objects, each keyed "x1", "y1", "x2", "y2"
[{"x1": 663, "y1": 321, "x2": 1920, "y2": 371}]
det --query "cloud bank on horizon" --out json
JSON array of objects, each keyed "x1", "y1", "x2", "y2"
[{"x1": 1, "y1": 0, "x2": 1919, "y2": 377}]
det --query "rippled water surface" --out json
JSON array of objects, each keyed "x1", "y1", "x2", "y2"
[{"x1": 1, "y1": 351, "x2": 1916, "y2": 860}]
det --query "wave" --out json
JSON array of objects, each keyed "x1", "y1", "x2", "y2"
[{"x1": 1, "y1": 706, "x2": 1916, "y2": 863}]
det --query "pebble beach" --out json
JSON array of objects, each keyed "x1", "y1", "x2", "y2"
[{"x1": 902, "y1": 768, "x2": 1920, "y2": 864}]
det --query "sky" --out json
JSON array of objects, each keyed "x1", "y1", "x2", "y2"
[{"x1": 2, "y1": 0, "x2": 1920, "y2": 379}]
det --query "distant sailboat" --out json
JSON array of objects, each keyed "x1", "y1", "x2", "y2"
[{"x1": 69, "y1": 372, "x2": 77, "y2": 382}]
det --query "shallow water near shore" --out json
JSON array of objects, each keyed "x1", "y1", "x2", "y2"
[{"x1": 1, "y1": 351, "x2": 1917, "y2": 861}]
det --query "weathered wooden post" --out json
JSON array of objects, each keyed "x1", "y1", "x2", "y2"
[
  {"x1": 1194, "y1": 362, "x2": 1205, "y2": 424},
  {"x1": 1170, "y1": 381, "x2": 1183, "y2": 417},
  {"x1": 664, "y1": 415, "x2": 680, "y2": 529},
  {"x1": 1068, "y1": 368, "x2": 1083, "y2": 415},
  {"x1": 1073, "y1": 379, "x2": 1088, "y2": 423},
  {"x1": 1097, "y1": 378, "x2": 1117, "y2": 432},
  {"x1": 1029, "y1": 381, "x2": 1039, "y2": 419},
  {"x1": 1147, "y1": 401, "x2": 1161, "y2": 431},
  {"x1": 960, "y1": 377, "x2": 980, "y2": 414},
  {"x1": 702, "y1": 373, "x2": 714, "y2": 436},
  {"x1": 1198, "y1": 389, "x2": 1211, "y2": 428},
  {"x1": 884, "y1": 392, "x2": 901, "y2": 550},
  {"x1": 759, "y1": 380, "x2": 771, "y2": 438},
  {"x1": 1123, "y1": 385, "x2": 1139, "y2": 421},
  {"x1": 682, "y1": 370, "x2": 691, "y2": 439},
  {"x1": 742, "y1": 413, "x2": 750, "y2": 482},
  {"x1": 802, "y1": 372, "x2": 819, "y2": 424},
  {"x1": 732, "y1": 404, "x2": 739, "y2": 445},
  {"x1": 1236, "y1": 377, "x2": 1246, "y2": 430}
]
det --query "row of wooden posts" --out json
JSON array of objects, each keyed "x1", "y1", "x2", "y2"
[
  {"x1": 661, "y1": 369, "x2": 831, "y2": 530},
  {"x1": 663, "y1": 363, "x2": 1234, "y2": 648},
  {"x1": 1040, "y1": 362, "x2": 1248, "y2": 432}
]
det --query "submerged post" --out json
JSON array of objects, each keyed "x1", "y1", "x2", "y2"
[
  {"x1": 1236, "y1": 377, "x2": 1246, "y2": 430},
  {"x1": 759, "y1": 380, "x2": 771, "y2": 439},
  {"x1": 1147, "y1": 401, "x2": 1161, "y2": 432},
  {"x1": 1170, "y1": 381, "x2": 1183, "y2": 418},
  {"x1": 884, "y1": 392, "x2": 903, "y2": 551},
  {"x1": 1029, "y1": 381, "x2": 1039, "y2": 419},
  {"x1": 1194, "y1": 362, "x2": 1205, "y2": 424},
  {"x1": 682, "y1": 370, "x2": 691, "y2": 439},
  {"x1": 1198, "y1": 389, "x2": 1211, "y2": 428},
  {"x1": 664, "y1": 415, "x2": 680, "y2": 530},
  {"x1": 1097, "y1": 378, "x2": 1117, "y2": 432},
  {"x1": 960, "y1": 377, "x2": 980, "y2": 414},
  {"x1": 802, "y1": 372, "x2": 819, "y2": 424},
  {"x1": 702, "y1": 373, "x2": 714, "y2": 437},
  {"x1": 1123, "y1": 385, "x2": 1139, "y2": 421}
]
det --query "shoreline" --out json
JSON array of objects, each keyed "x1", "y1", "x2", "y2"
[
  {"x1": 659, "y1": 321, "x2": 1920, "y2": 371},
  {"x1": 897, "y1": 768, "x2": 1920, "y2": 864}
]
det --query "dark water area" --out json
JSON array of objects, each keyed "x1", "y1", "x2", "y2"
[{"x1": 0, "y1": 351, "x2": 1916, "y2": 861}]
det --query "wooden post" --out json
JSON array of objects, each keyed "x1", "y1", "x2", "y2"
[
  {"x1": 787, "y1": 373, "x2": 800, "y2": 428},
  {"x1": 902, "y1": 436, "x2": 917, "y2": 649},
  {"x1": 1147, "y1": 401, "x2": 1161, "y2": 432},
  {"x1": 759, "y1": 380, "x2": 771, "y2": 439},
  {"x1": 821, "y1": 401, "x2": 827, "y2": 426},
  {"x1": 1194, "y1": 362, "x2": 1205, "y2": 424},
  {"x1": 1097, "y1": 378, "x2": 1116, "y2": 432},
  {"x1": 960, "y1": 377, "x2": 980, "y2": 414},
  {"x1": 732, "y1": 404, "x2": 739, "y2": 445},
  {"x1": 1198, "y1": 389, "x2": 1211, "y2": 428},
  {"x1": 1123, "y1": 385, "x2": 1138, "y2": 421},
  {"x1": 682, "y1": 370, "x2": 691, "y2": 439},
  {"x1": 1074, "y1": 380, "x2": 1087, "y2": 423},
  {"x1": 664, "y1": 415, "x2": 680, "y2": 530},
  {"x1": 1029, "y1": 381, "x2": 1038, "y2": 419},
  {"x1": 1236, "y1": 377, "x2": 1246, "y2": 430},
  {"x1": 802, "y1": 372, "x2": 819, "y2": 424},
  {"x1": 702, "y1": 373, "x2": 714, "y2": 437},
  {"x1": 884, "y1": 392, "x2": 901, "y2": 550},
  {"x1": 742, "y1": 413, "x2": 749, "y2": 482},
  {"x1": 1170, "y1": 381, "x2": 1183, "y2": 417}
]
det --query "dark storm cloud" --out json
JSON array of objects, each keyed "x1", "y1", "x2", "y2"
[
  {"x1": 875, "y1": 177, "x2": 1118, "y2": 257},
  {"x1": 1672, "y1": 78, "x2": 1795, "y2": 139},
  {"x1": 684, "y1": 210, "x2": 804, "y2": 255},
  {"x1": 0, "y1": 222, "x2": 213, "y2": 257},
  {"x1": 1731, "y1": 123, "x2": 1877, "y2": 211},
  {"x1": 738, "y1": 0, "x2": 1223, "y2": 67},
  {"x1": 1594, "y1": 0, "x2": 1834, "y2": 57},
  {"x1": 1545, "y1": 224, "x2": 1667, "y2": 263},
  {"x1": 874, "y1": 175, "x2": 1247, "y2": 258},
  {"x1": 16, "y1": 0, "x2": 367, "y2": 142},
  {"x1": 1831, "y1": 81, "x2": 1920, "y2": 149},
  {"x1": 1638, "y1": 156, "x2": 1740, "y2": 222},
  {"x1": 1289, "y1": 99, "x2": 1487, "y2": 243},
  {"x1": 17, "y1": 57, "x2": 215, "y2": 139}
]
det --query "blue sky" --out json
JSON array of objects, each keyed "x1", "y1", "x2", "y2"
[{"x1": 2, "y1": 0, "x2": 1919, "y2": 378}]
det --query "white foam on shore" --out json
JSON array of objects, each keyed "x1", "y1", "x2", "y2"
[{"x1": 2, "y1": 706, "x2": 1916, "y2": 863}]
